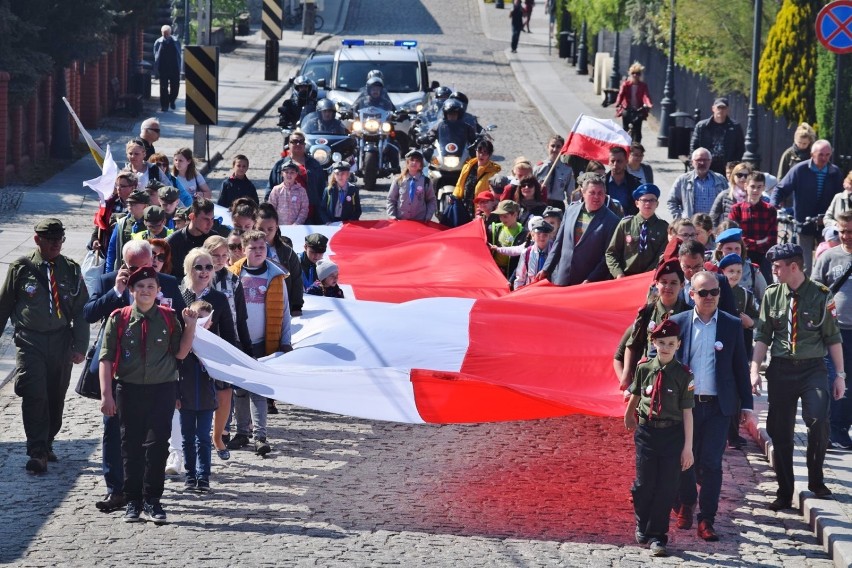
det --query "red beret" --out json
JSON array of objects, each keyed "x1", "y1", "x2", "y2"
[
  {"x1": 653, "y1": 259, "x2": 684, "y2": 283},
  {"x1": 650, "y1": 318, "x2": 681, "y2": 340}
]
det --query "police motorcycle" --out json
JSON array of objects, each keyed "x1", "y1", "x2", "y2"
[
  {"x1": 300, "y1": 99, "x2": 357, "y2": 173},
  {"x1": 277, "y1": 75, "x2": 318, "y2": 130},
  {"x1": 417, "y1": 100, "x2": 496, "y2": 219},
  {"x1": 341, "y1": 103, "x2": 408, "y2": 192}
]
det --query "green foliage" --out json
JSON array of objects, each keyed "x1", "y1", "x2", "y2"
[
  {"x1": 0, "y1": 1, "x2": 53, "y2": 106},
  {"x1": 214, "y1": 0, "x2": 247, "y2": 18},
  {"x1": 815, "y1": 48, "x2": 833, "y2": 136},
  {"x1": 566, "y1": 0, "x2": 627, "y2": 36},
  {"x1": 649, "y1": 0, "x2": 777, "y2": 96},
  {"x1": 757, "y1": 0, "x2": 821, "y2": 125},
  {"x1": 625, "y1": 0, "x2": 662, "y2": 45},
  {"x1": 110, "y1": 0, "x2": 162, "y2": 34}
]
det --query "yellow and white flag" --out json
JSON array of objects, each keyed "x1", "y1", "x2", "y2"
[{"x1": 62, "y1": 97, "x2": 104, "y2": 167}]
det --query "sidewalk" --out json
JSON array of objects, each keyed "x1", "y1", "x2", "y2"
[{"x1": 477, "y1": 2, "x2": 852, "y2": 565}]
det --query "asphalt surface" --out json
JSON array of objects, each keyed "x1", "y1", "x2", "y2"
[{"x1": 0, "y1": 1, "x2": 848, "y2": 566}]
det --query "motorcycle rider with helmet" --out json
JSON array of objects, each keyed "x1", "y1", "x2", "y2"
[
  {"x1": 448, "y1": 91, "x2": 483, "y2": 138},
  {"x1": 352, "y1": 75, "x2": 396, "y2": 113},
  {"x1": 278, "y1": 75, "x2": 318, "y2": 129},
  {"x1": 421, "y1": 98, "x2": 476, "y2": 151},
  {"x1": 302, "y1": 98, "x2": 347, "y2": 136}
]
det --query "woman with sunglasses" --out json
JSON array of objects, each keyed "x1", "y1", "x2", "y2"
[
  {"x1": 615, "y1": 63, "x2": 652, "y2": 143},
  {"x1": 226, "y1": 233, "x2": 245, "y2": 265},
  {"x1": 506, "y1": 175, "x2": 547, "y2": 229},
  {"x1": 709, "y1": 162, "x2": 753, "y2": 228},
  {"x1": 203, "y1": 236, "x2": 253, "y2": 459},
  {"x1": 149, "y1": 238, "x2": 173, "y2": 276}
]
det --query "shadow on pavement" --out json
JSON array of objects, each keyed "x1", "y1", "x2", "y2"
[{"x1": 0, "y1": 438, "x2": 99, "y2": 564}]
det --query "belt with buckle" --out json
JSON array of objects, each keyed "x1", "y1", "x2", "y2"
[
  {"x1": 639, "y1": 417, "x2": 679, "y2": 429},
  {"x1": 695, "y1": 394, "x2": 717, "y2": 403},
  {"x1": 774, "y1": 357, "x2": 823, "y2": 367}
]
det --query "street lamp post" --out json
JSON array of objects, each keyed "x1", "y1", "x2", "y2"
[
  {"x1": 742, "y1": 0, "x2": 763, "y2": 167},
  {"x1": 657, "y1": 0, "x2": 677, "y2": 147},
  {"x1": 608, "y1": 30, "x2": 621, "y2": 93},
  {"x1": 576, "y1": 21, "x2": 589, "y2": 75}
]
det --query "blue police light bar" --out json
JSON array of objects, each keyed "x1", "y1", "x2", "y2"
[{"x1": 341, "y1": 39, "x2": 418, "y2": 48}]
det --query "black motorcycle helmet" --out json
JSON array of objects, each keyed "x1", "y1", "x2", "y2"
[
  {"x1": 367, "y1": 69, "x2": 384, "y2": 82},
  {"x1": 442, "y1": 98, "x2": 464, "y2": 120},
  {"x1": 316, "y1": 98, "x2": 336, "y2": 113},
  {"x1": 449, "y1": 91, "x2": 469, "y2": 114},
  {"x1": 433, "y1": 86, "x2": 452, "y2": 103},
  {"x1": 293, "y1": 75, "x2": 315, "y2": 104}
]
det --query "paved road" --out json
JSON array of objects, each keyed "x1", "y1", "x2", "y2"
[{"x1": 0, "y1": 1, "x2": 842, "y2": 565}]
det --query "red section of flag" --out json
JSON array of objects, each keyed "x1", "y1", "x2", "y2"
[
  {"x1": 559, "y1": 114, "x2": 632, "y2": 163},
  {"x1": 332, "y1": 220, "x2": 510, "y2": 302}
]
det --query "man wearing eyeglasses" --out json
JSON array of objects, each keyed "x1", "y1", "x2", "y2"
[
  {"x1": 266, "y1": 131, "x2": 327, "y2": 223},
  {"x1": 138, "y1": 118, "x2": 161, "y2": 160},
  {"x1": 668, "y1": 271, "x2": 753, "y2": 542},
  {"x1": 753, "y1": 243, "x2": 845, "y2": 512},
  {"x1": 83, "y1": 239, "x2": 184, "y2": 511},
  {"x1": 0, "y1": 218, "x2": 89, "y2": 474}
]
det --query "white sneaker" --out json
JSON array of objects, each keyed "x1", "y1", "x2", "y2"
[{"x1": 164, "y1": 450, "x2": 183, "y2": 476}]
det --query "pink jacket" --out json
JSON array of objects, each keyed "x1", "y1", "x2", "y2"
[{"x1": 268, "y1": 182, "x2": 309, "y2": 224}]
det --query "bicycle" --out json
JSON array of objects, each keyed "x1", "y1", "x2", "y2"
[{"x1": 283, "y1": 5, "x2": 324, "y2": 30}]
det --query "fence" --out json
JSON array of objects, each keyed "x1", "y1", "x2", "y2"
[{"x1": 628, "y1": 41, "x2": 797, "y2": 176}]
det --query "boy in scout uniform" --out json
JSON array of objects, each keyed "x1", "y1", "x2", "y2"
[
  {"x1": 751, "y1": 243, "x2": 846, "y2": 511},
  {"x1": 605, "y1": 183, "x2": 669, "y2": 278},
  {"x1": 625, "y1": 319, "x2": 695, "y2": 557},
  {"x1": 99, "y1": 267, "x2": 197, "y2": 524},
  {"x1": 0, "y1": 218, "x2": 89, "y2": 473}
]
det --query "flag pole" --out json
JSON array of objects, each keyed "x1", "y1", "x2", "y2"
[{"x1": 62, "y1": 97, "x2": 105, "y2": 167}]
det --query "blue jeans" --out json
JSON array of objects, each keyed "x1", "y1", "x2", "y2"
[
  {"x1": 829, "y1": 330, "x2": 852, "y2": 440},
  {"x1": 103, "y1": 414, "x2": 123, "y2": 494},
  {"x1": 678, "y1": 397, "x2": 729, "y2": 524},
  {"x1": 179, "y1": 409, "x2": 214, "y2": 480}
]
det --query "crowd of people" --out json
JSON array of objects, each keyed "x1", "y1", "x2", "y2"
[{"x1": 1, "y1": 98, "x2": 851, "y2": 552}]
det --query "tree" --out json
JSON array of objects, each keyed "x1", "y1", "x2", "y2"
[
  {"x1": 566, "y1": 0, "x2": 628, "y2": 36},
  {"x1": 815, "y1": 49, "x2": 852, "y2": 169},
  {"x1": 0, "y1": 1, "x2": 52, "y2": 107},
  {"x1": 758, "y1": 0, "x2": 822, "y2": 125}
]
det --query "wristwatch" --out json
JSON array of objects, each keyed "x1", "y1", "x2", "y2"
[{"x1": 837, "y1": 372, "x2": 847, "y2": 379}]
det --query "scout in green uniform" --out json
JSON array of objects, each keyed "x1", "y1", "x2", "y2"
[
  {"x1": 130, "y1": 205, "x2": 173, "y2": 241},
  {"x1": 605, "y1": 183, "x2": 669, "y2": 279},
  {"x1": 99, "y1": 266, "x2": 197, "y2": 524},
  {"x1": 0, "y1": 218, "x2": 89, "y2": 473},
  {"x1": 751, "y1": 243, "x2": 846, "y2": 512},
  {"x1": 620, "y1": 259, "x2": 690, "y2": 390},
  {"x1": 625, "y1": 318, "x2": 695, "y2": 557}
]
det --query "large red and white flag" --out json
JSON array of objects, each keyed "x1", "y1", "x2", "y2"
[
  {"x1": 560, "y1": 114, "x2": 632, "y2": 163},
  {"x1": 190, "y1": 216, "x2": 654, "y2": 424}
]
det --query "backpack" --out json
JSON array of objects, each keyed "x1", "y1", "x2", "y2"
[{"x1": 110, "y1": 305, "x2": 176, "y2": 378}]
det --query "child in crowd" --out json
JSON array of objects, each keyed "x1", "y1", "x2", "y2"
[
  {"x1": 300, "y1": 233, "x2": 328, "y2": 290},
  {"x1": 268, "y1": 159, "x2": 309, "y2": 224},
  {"x1": 488, "y1": 200, "x2": 528, "y2": 281},
  {"x1": 474, "y1": 190, "x2": 499, "y2": 224},
  {"x1": 320, "y1": 162, "x2": 361, "y2": 223},
  {"x1": 387, "y1": 149, "x2": 437, "y2": 222},
  {"x1": 624, "y1": 319, "x2": 694, "y2": 557},
  {"x1": 218, "y1": 155, "x2": 259, "y2": 208},
  {"x1": 541, "y1": 206, "x2": 563, "y2": 235},
  {"x1": 490, "y1": 216, "x2": 553, "y2": 290},
  {"x1": 718, "y1": 253, "x2": 758, "y2": 347},
  {"x1": 691, "y1": 213, "x2": 714, "y2": 252},
  {"x1": 306, "y1": 259, "x2": 345, "y2": 298},
  {"x1": 816, "y1": 226, "x2": 840, "y2": 261},
  {"x1": 173, "y1": 207, "x2": 189, "y2": 231},
  {"x1": 177, "y1": 300, "x2": 218, "y2": 492},
  {"x1": 729, "y1": 171, "x2": 776, "y2": 281}
]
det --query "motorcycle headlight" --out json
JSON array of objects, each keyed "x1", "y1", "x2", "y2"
[
  {"x1": 364, "y1": 119, "x2": 380, "y2": 132},
  {"x1": 415, "y1": 103, "x2": 424, "y2": 113},
  {"x1": 313, "y1": 148, "x2": 329, "y2": 164},
  {"x1": 443, "y1": 156, "x2": 460, "y2": 168},
  {"x1": 332, "y1": 152, "x2": 342, "y2": 162},
  {"x1": 382, "y1": 122, "x2": 391, "y2": 133},
  {"x1": 353, "y1": 120, "x2": 363, "y2": 132}
]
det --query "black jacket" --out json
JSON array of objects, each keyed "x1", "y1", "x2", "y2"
[
  {"x1": 690, "y1": 117, "x2": 745, "y2": 174},
  {"x1": 84, "y1": 270, "x2": 186, "y2": 324}
]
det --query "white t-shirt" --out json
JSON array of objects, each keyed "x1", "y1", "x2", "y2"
[{"x1": 177, "y1": 172, "x2": 206, "y2": 198}]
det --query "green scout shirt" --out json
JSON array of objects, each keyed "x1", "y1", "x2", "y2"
[
  {"x1": 754, "y1": 277, "x2": 842, "y2": 359},
  {"x1": 625, "y1": 297, "x2": 690, "y2": 356},
  {"x1": 131, "y1": 228, "x2": 174, "y2": 240},
  {"x1": 0, "y1": 250, "x2": 89, "y2": 352},
  {"x1": 100, "y1": 304, "x2": 183, "y2": 385},
  {"x1": 630, "y1": 357, "x2": 695, "y2": 422},
  {"x1": 605, "y1": 214, "x2": 669, "y2": 278}
]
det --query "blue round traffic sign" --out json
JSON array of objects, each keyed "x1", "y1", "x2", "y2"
[{"x1": 817, "y1": 0, "x2": 852, "y2": 54}]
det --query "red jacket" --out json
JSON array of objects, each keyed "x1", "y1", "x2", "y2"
[{"x1": 615, "y1": 80, "x2": 652, "y2": 111}]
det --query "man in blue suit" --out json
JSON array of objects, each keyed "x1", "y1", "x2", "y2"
[
  {"x1": 83, "y1": 239, "x2": 185, "y2": 513},
  {"x1": 536, "y1": 174, "x2": 619, "y2": 286},
  {"x1": 669, "y1": 271, "x2": 754, "y2": 541}
]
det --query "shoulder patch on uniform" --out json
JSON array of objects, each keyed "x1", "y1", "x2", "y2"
[
  {"x1": 815, "y1": 281, "x2": 831, "y2": 294},
  {"x1": 765, "y1": 282, "x2": 782, "y2": 291},
  {"x1": 687, "y1": 379, "x2": 695, "y2": 391},
  {"x1": 827, "y1": 298, "x2": 837, "y2": 318}
]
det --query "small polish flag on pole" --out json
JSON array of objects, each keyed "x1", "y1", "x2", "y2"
[{"x1": 560, "y1": 114, "x2": 632, "y2": 163}]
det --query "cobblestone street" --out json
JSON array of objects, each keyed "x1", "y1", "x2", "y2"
[{"x1": 0, "y1": 0, "x2": 845, "y2": 565}]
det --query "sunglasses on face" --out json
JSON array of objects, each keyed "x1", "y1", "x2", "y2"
[
  {"x1": 153, "y1": 254, "x2": 167, "y2": 262},
  {"x1": 695, "y1": 288, "x2": 721, "y2": 298},
  {"x1": 228, "y1": 243, "x2": 243, "y2": 250},
  {"x1": 192, "y1": 264, "x2": 214, "y2": 272},
  {"x1": 290, "y1": 139, "x2": 305, "y2": 145},
  {"x1": 734, "y1": 172, "x2": 749, "y2": 178},
  {"x1": 146, "y1": 128, "x2": 161, "y2": 133}
]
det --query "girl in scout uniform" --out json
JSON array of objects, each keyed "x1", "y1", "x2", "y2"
[{"x1": 99, "y1": 267, "x2": 198, "y2": 524}]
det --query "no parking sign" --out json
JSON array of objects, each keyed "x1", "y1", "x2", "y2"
[{"x1": 817, "y1": 0, "x2": 852, "y2": 54}]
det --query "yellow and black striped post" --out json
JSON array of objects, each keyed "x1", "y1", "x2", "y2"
[
  {"x1": 184, "y1": 46, "x2": 219, "y2": 126},
  {"x1": 262, "y1": 0, "x2": 283, "y2": 40},
  {"x1": 262, "y1": 0, "x2": 282, "y2": 81}
]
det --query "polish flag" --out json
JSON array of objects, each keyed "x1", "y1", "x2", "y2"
[
  {"x1": 191, "y1": 274, "x2": 653, "y2": 424},
  {"x1": 560, "y1": 114, "x2": 632, "y2": 163}
]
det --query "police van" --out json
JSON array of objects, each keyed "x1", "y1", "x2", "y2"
[{"x1": 323, "y1": 39, "x2": 438, "y2": 116}]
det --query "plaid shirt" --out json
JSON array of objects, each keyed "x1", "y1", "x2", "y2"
[{"x1": 729, "y1": 199, "x2": 777, "y2": 254}]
